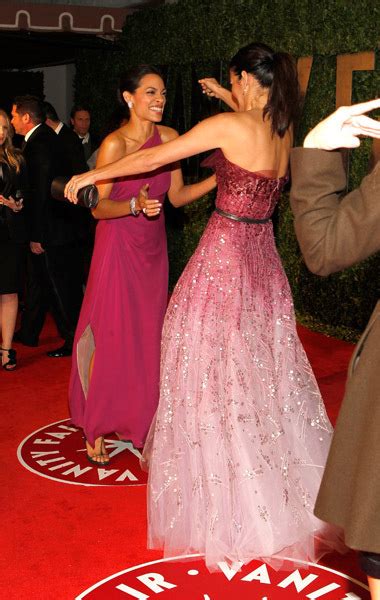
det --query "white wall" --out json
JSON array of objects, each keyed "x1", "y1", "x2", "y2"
[{"x1": 29, "y1": 63, "x2": 76, "y2": 124}]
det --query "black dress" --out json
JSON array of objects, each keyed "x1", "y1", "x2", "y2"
[{"x1": 0, "y1": 158, "x2": 29, "y2": 294}]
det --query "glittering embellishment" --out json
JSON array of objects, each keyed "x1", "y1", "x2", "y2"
[
  {"x1": 145, "y1": 153, "x2": 340, "y2": 571},
  {"x1": 242, "y1": 467, "x2": 264, "y2": 480},
  {"x1": 233, "y1": 519, "x2": 242, "y2": 533},
  {"x1": 258, "y1": 505, "x2": 270, "y2": 522}
]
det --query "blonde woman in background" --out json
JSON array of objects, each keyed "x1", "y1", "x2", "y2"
[{"x1": 0, "y1": 109, "x2": 28, "y2": 370}]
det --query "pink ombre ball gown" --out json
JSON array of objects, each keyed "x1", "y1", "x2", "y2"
[
  {"x1": 69, "y1": 128, "x2": 171, "y2": 447},
  {"x1": 144, "y1": 150, "x2": 343, "y2": 570}
]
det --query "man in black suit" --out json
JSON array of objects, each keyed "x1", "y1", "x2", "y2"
[
  {"x1": 70, "y1": 104, "x2": 99, "y2": 164},
  {"x1": 44, "y1": 101, "x2": 88, "y2": 175},
  {"x1": 44, "y1": 102, "x2": 95, "y2": 356},
  {"x1": 11, "y1": 95, "x2": 87, "y2": 357}
]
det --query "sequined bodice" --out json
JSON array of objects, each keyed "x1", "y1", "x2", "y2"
[{"x1": 215, "y1": 150, "x2": 287, "y2": 220}]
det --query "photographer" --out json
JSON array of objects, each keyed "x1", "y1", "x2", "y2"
[{"x1": 290, "y1": 98, "x2": 380, "y2": 599}]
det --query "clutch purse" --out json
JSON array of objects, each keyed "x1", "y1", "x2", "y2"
[{"x1": 51, "y1": 176, "x2": 99, "y2": 209}]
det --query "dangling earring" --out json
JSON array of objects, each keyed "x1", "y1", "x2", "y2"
[{"x1": 127, "y1": 100, "x2": 133, "y2": 109}]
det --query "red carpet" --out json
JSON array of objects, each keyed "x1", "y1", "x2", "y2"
[{"x1": 2, "y1": 318, "x2": 368, "y2": 599}]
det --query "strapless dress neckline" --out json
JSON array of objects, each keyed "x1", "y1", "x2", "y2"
[{"x1": 221, "y1": 150, "x2": 288, "y2": 181}]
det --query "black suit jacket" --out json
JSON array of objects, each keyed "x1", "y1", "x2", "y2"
[
  {"x1": 23, "y1": 123, "x2": 88, "y2": 246},
  {"x1": 57, "y1": 124, "x2": 88, "y2": 175}
]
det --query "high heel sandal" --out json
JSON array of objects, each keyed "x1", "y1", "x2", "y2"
[
  {"x1": 84, "y1": 436, "x2": 111, "y2": 467},
  {"x1": 1, "y1": 348, "x2": 17, "y2": 371}
]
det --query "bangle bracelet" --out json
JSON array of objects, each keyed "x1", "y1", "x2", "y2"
[{"x1": 130, "y1": 196, "x2": 140, "y2": 216}]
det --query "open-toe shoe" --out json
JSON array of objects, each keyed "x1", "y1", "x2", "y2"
[
  {"x1": 1, "y1": 348, "x2": 17, "y2": 371},
  {"x1": 85, "y1": 436, "x2": 110, "y2": 467}
]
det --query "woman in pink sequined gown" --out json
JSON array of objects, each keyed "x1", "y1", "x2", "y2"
[
  {"x1": 69, "y1": 66, "x2": 216, "y2": 465},
  {"x1": 66, "y1": 44, "x2": 343, "y2": 569}
]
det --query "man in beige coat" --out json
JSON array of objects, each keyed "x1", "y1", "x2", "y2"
[{"x1": 290, "y1": 98, "x2": 380, "y2": 599}]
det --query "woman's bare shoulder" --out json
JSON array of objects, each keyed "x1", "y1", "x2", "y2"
[
  {"x1": 157, "y1": 125, "x2": 179, "y2": 142},
  {"x1": 103, "y1": 127, "x2": 143, "y2": 155},
  {"x1": 159, "y1": 112, "x2": 239, "y2": 142},
  {"x1": 97, "y1": 129, "x2": 130, "y2": 162},
  {"x1": 102, "y1": 129, "x2": 126, "y2": 149}
]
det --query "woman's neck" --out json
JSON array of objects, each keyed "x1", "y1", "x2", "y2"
[
  {"x1": 246, "y1": 96, "x2": 268, "y2": 112},
  {"x1": 124, "y1": 117, "x2": 155, "y2": 144}
]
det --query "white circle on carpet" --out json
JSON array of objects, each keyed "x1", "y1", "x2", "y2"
[{"x1": 17, "y1": 418, "x2": 147, "y2": 487}]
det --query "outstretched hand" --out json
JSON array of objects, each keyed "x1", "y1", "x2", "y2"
[
  {"x1": 199, "y1": 77, "x2": 223, "y2": 99},
  {"x1": 136, "y1": 184, "x2": 162, "y2": 218},
  {"x1": 304, "y1": 98, "x2": 380, "y2": 150},
  {"x1": 64, "y1": 171, "x2": 96, "y2": 203}
]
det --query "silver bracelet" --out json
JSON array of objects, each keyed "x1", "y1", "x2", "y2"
[{"x1": 130, "y1": 196, "x2": 139, "y2": 216}]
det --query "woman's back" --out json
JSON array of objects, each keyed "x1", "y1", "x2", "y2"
[{"x1": 217, "y1": 109, "x2": 292, "y2": 179}]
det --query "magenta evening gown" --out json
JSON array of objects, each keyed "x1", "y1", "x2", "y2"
[
  {"x1": 69, "y1": 128, "x2": 171, "y2": 447},
  {"x1": 144, "y1": 151, "x2": 343, "y2": 570}
]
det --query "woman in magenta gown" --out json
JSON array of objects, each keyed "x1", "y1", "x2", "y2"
[
  {"x1": 67, "y1": 46, "x2": 343, "y2": 569},
  {"x1": 69, "y1": 65, "x2": 216, "y2": 465}
]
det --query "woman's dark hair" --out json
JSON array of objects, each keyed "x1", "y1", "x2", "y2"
[
  {"x1": 229, "y1": 42, "x2": 300, "y2": 137},
  {"x1": 119, "y1": 64, "x2": 163, "y2": 114}
]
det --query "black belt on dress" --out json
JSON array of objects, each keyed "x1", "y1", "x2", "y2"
[{"x1": 215, "y1": 207, "x2": 271, "y2": 224}]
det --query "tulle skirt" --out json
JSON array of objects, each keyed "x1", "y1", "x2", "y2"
[{"x1": 143, "y1": 214, "x2": 344, "y2": 571}]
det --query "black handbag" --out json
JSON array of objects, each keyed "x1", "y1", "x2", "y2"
[{"x1": 51, "y1": 176, "x2": 99, "y2": 209}]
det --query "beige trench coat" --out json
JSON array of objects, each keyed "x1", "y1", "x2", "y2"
[{"x1": 290, "y1": 148, "x2": 380, "y2": 553}]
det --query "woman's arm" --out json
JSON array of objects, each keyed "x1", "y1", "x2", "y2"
[
  {"x1": 91, "y1": 134, "x2": 160, "y2": 219},
  {"x1": 65, "y1": 112, "x2": 231, "y2": 202},
  {"x1": 161, "y1": 127, "x2": 217, "y2": 207},
  {"x1": 198, "y1": 78, "x2": 238, "y2": 112},
  {"x1": 168, "y1": 169, "x2": 216, "y2": 207},
  {"x1": 0, "y1": 159, "x2": 28, "y2": 212}
]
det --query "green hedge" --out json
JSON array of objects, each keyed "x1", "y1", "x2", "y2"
[
  {"x1": 119, "y1": 0, "x2": 380, "y2": 63},
  {"x1": 75, "y1": 0, "x2": 380, "y2": 341}
]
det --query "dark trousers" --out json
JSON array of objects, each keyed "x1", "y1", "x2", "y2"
[
  {"x1": 360, "y1": 552, "x2": 380, "y2": 579},
  {"x1": 19, "y1": 241, "x2": 84, "y2": 346}
]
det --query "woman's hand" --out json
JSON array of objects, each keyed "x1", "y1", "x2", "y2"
[
  {"x1": 135, "y1": 184, "x2": 162, "y2": 217},
  {"x1": 199, "y1": 77, "x2": 224, "y2": 99},
  {"x1": 304, "y1": 98, "x2": 380, "y2": 150},
  {"x1": 30, "y1": 241, "x2": 44, "y2": 254},
  {"x1": 199, "y1": 78, "x2": 238, "y2": 111},
  {"x1": 64, "y1": 171, "x2": 97, "y2": 203},
  {"x1": 0, "y1": 195, "x2": 23, "y2": 212}
]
